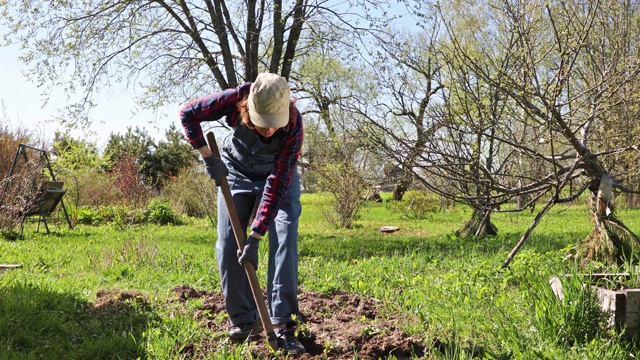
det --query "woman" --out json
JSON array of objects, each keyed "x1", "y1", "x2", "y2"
[{"x1": 180, "y1": 73, "x2": 305, "y2": 355}]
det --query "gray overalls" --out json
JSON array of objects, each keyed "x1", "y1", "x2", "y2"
[{"x1": 217, "y1": 123, "x2": 302, "y2": 327}]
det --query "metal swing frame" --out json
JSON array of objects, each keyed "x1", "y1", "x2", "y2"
[{"x1": 0, "y1": 144, "x2": 73, "y2": 234}]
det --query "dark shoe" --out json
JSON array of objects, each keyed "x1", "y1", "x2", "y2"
[
  {"x1": 229, "y1": 319, "x2": 263, "y2": 340},
  {"x1": 275, "y1": 327, "x2": 306, "y2": 355}
]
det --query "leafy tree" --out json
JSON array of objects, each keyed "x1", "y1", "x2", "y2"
[
  {"x1": 1, "y1": 0, "x2": 405, "y2": 223},
  {"x1": 52, "y1": 132, "x2": 106, "y2": 171},
  {"x1": 1, "y1": 0, "x2": 391, "y2": 129},
  {"x1": 105, "y1": 124, "x2": 196, "y2": 188},
  {"x1": 145, "y1": 124, "x2": 198, "y2": 187}
]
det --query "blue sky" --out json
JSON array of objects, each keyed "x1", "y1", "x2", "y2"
[
  {"x1": 0, "y1": 3, "x2": 414, "y2": 150},
  {"x1": 0, "y1": 39, "x2": 177, "y2": 149}
]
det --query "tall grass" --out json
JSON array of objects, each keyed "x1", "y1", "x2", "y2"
[{"x1": 1, "y1": 193, "x2": 639, "y2": 359}]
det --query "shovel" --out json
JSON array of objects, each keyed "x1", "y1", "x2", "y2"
[{"x1": 206, "y1": 131, "x2": 279, "y2": 351}]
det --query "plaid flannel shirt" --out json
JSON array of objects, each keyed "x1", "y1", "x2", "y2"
[{"x1": 180, "y1": 82, "x2": 303, "y2": 236}]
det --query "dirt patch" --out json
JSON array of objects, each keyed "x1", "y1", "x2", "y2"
[
  {"x1": 171, "y1": 285, "x2": 430, "y2": 359},
  {"x1": 88, "y1": 288, "x2": 147, "y2": 316}
]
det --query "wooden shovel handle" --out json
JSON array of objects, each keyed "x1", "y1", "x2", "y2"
[{"x1": 206, "y1": 131, "x2": 278, "y2": 350}]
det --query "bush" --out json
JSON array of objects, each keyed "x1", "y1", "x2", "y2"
[
  {"x1": 69, "y1": 168, "x2": 120, "y2": 208},
  {"x1": 0, "y1": 119, "x2": 47, "y2": 234},
  {"x1": 389, "y1": 190, "x2": 439, "y2": 219},
  {"x1": 110, "y1": 155, "x2": 154, "y2": 208},
  {"x1": 76, "y1": 202, "x2": 183, "y2": 226},
  {"x1": 142, "y1": 200, "x2": 183, "y2": 225},
  {"x1": 316, "y1": 160, "x2": 369, "y2": 229},
  {"x1": 76, "y1": 206, "x2": 131, "y2": 226},
  {"x1": 77, "y1": 207, "x2": 102, "y2": 225},
  {"x1": 63, "y1": 157, "x2": 155, "y2": 210},
  {"x1": 160, "y1": 166, "x2": 217, "y2": 222}
]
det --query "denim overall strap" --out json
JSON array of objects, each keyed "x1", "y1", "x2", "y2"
[{"x1": 221, "y1": 123, "x2": 281, "y2": 179}]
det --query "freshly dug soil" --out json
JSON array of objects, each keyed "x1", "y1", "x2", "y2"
[{"x1": 169, "y1": 284, "x2": 431, "y2": 359}]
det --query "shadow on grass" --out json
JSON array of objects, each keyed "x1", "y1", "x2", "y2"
[{"x1": 0, "y1": 281, "x2": 157, "y2": 359}]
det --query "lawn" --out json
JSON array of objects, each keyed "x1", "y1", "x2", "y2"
[{"x1": 1, "y1": 192, "x2": 639, "y2": 359}]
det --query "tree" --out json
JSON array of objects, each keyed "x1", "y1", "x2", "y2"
[
  {"x1": 349, "y1": 20, "x2": 512, "y2": 237},
  {"x1": 350, "y1": 0, "x2": 640, "y2": 262},
  {"x1": 104, "y1": 124, "x2": 196, "y2": 188},
  {"x1": 146, "y1": 124, "x2": 198, "y2": 187},
  {"x1": 344, "y1": 21, "x2": 450, "y2": 196},
  {"x1": 53, "y1": 132, "x2": 106, "y2": 171},
  {"x1": 293, "y1": 45, "x2": 381, "y2": 224},
  {"x1": 442, "y1": 0, "x2": 640, "y2": 265},
  {"x1": 1, "y1": 0, "x2": 391, "y2": 129},
  {"x1": 294, "y1": 31, "x2": 380, "y2": 182}
]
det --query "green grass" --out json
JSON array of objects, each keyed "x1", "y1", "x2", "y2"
[{"x1": 1, "y1": 193, "x2": 640, "y2": 359}]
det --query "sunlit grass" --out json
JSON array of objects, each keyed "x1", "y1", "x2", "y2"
[{"x1": 1, "y1": 193, "x2": 639, "y2": 359}]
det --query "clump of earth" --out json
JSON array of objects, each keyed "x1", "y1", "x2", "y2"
[{"x1": 170, "y1": 285, "x2": 430, "y2": 359}]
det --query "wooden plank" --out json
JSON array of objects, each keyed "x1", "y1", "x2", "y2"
[
  {"x1": 625, "y1": 289, "x2": 640, "y2": 312},
  {"x1": 0, "y1": 264, "x2": 22, "y2": 271},
  {"x1": 597, "y1": 287, "x2": 621, "y2": 329},
  {"x1": 549, "y1": 276, "x2": 565, "y2": 301},
  {"x1": 626, "y1": 311, "x2": 640, "y2": 328},
  {"x1": 589, "y1": 273, "x2": 631, "y2": 283}
]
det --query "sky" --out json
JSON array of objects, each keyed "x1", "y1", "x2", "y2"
[
  {"x1": 0, "y1": 39, "x2": 177, "y2": 150},
  {"x1": 0, "y1": 3, "x2": 415, "y2": 151}
]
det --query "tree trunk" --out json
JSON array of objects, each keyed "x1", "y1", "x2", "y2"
[
  {"x1": 575, "y1": 174, "x2": 640, "y2": 265},
  {"x1": 392, "y1": 169, "x2": 413, "y2": 201},
  {"x1": 392, "y1": 182, "x2": 408, "y2": 201},
  {"x1": 456, "y1": 207, "x2": 498, "y2": 238}
]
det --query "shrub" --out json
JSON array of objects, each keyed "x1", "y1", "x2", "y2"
[
  {"x1": 0, "y1": 118, "x2": 47, "y2": 234},
  {"x1": 316, "y1": 160, "x2": 369, "y2": 229},
  {"x1": 110, "y1": 155, "x2": 154, "y2": 208},
  {"x1": 76, "y1": 202, "x2": 183, "y2": 226},
  {"x1": 76, "y1": 206, "x2": 130, "y2": 226},
  {"x1": 69, "y1": 167, "x2": 120, "y2": 208},
  {"x1": 100, "y1": 205, "x2": 135, "y2": 225},
  {"x1": 77, "y1": 207, "x2": 102, "y2": 225},
  {"x1": 160, "y1": 166, "x2": 217, "y2": 222},
  {"x1": 142, "y1": 200, "x2": 183, "y2": 225},
  {"x1": 389, "y1": 190, "x2": 439, "y2": 219}
]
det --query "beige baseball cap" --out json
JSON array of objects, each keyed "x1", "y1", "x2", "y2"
[{"x1": 248, "y1": 73, "x2": 291, "y2": 128}]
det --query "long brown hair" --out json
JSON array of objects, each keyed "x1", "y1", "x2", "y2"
[{"x1": 238, "y1": 96, "x2": 297, "y2": 130}]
